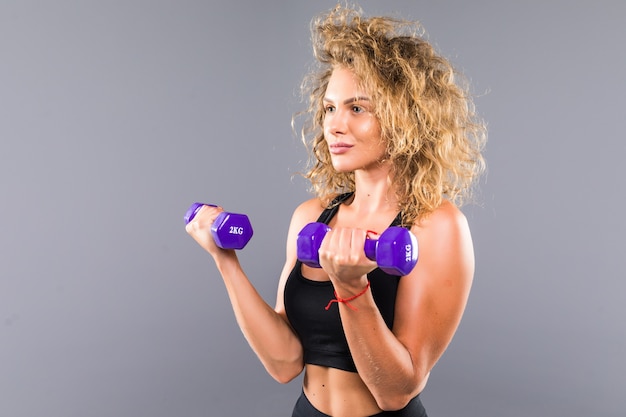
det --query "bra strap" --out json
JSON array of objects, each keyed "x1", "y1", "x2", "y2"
[
  {"x1": 315, "y1": 192, "x2": 354, "y2": 224},
  {"x1": 316, "y1": 192, "x2": 408, "y2": 229}
]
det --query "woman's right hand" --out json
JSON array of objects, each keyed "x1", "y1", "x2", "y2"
[{"x1": 185, "y1": 204, "x2": 232, "y2": 258}]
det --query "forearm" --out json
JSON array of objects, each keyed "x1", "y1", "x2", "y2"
[
  {"x1": 214, "y1": 252, "x2": 304, "y2": 382},
  {"x1": 337, "y1": 289, "x2": 423, "y2": 409}
]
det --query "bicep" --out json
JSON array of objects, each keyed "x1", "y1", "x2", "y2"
[{"x1": 392, "y1": 209, "x2": 475, "y2": 372}]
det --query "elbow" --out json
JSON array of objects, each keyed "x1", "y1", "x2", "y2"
[
  {"x1": 273, "y1": 371, "x2": 300, "y2": 385},
  {"x1": 267, "y1": 360, "x2": 304, "y2": 385},
  {"x1": 374, "y1": 376, "x2": 430, "y2": 411},
  {"x1": 375, "y1": 393, "x2": 415, "y2": 412},
  {"x1": 372, "y1": 374, "x2": 425, "y2": 412}
]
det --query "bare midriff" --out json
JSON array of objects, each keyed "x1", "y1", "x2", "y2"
[
  {"x1": 303, "y1": 364, "x2": 382, "y2": 416},
  {"x1": 302, "y1": 364, "x2": 427, "y2": 416}
]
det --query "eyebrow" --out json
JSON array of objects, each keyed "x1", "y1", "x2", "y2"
[{"x1": 323, "y1": 96, "x2": 371, "y2": 104}]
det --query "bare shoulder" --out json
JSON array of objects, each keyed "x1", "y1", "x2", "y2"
[
  {"x1": 412, "y1": 200, "x2": 473, "y2": 253},
  {"x1": 292, "y1": 197, "x2": 326, "y2": 223},
  {"x1": 291, "y1": 198, "x2": 324, "y2": 231},
  {"x1": 415, "y1": 200, "x2": 469, "y2": 230},
  {"x1": 404, "y1": 199, "x2": 475, "y2": 297},
  {"x1": 283, "y1": 197, "x2": 327, "y2": 263}
]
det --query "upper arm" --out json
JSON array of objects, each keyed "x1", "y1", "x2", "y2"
[
  {"x1": 274, "y1": 198, "x2": 325, "y2": 317},
  {"x1": 392, "y1": 202, "x2": 475, "y2": 377}
]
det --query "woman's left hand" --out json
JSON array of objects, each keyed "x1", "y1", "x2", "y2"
[{"x1": 317, "y1": 227, "x2": 378, "y2": 290}]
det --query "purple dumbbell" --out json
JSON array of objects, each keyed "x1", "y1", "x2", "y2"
[
  {"x1": 184, "y1": 202, "x2": 253, "y2": 250},
  {"x1": 296, "y1": 222, "x2": 418, "y2": 276}
]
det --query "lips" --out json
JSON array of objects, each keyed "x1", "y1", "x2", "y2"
[{"x1": 329, "y1": 142, "x2": 353, "y2": 154}]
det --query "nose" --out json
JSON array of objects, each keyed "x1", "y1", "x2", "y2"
[{"x1": 325, "y1": 108, "x2": 348, "y2": 137}]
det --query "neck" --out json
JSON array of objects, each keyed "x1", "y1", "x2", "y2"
[{"x1": 351, "y1": 166, "x2": 399, "y2": 214}]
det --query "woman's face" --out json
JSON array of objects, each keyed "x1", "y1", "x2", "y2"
[{"x1": 323, "y1": 67, "x2": 386, "y2": 173}]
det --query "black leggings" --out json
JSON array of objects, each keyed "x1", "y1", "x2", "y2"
[{"x1": 291, "y1": 390, "x2": 428, "y2": 417}]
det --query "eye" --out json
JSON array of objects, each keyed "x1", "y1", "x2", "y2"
[
  {"x1": 324, "y1": 104, "x2": 336, "y2": 113},
  {"x1": 351, "y1": 105, "x2": 364, "y2": 113}
]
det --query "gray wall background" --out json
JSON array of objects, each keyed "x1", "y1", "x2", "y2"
[{"x1": 1, "y1": 1, "x2": 624, "y2": 416}]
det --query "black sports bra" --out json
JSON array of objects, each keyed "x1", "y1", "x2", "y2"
[{"x1": 283, "y1": 193, "x2": 405, "y2": 372}]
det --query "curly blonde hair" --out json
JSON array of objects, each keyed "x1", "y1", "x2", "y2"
[{"x1": 296, "y1": 4, "x2": 486, "y2": 224}]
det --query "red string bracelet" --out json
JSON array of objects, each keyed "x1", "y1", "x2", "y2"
[{"x1": 325, "y1": 281, "x2": 371, "y2": 311}]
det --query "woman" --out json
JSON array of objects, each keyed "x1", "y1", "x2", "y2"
[{"x1": 186, "y1": 5, "x2": 486, "y2": 416}]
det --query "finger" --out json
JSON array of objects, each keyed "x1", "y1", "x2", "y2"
[
  {"x1": 349, "y1": 228, "x2": 369, "y2": 263},
  {"x1": 332, "y1": 227, "x2": 362, "y2": 265},
  {"x1": 193, "y1": 205, "x2": 223, "y2": 227},
  {"x1": 318, "y1": 228, "x2": 335, "y2": 260},
  {"x1": 337, "y1": 228, "x2": 355, "y2": 263}
]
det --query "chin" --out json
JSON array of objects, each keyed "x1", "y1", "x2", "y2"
[
  {"x1": 331, "y1": 163, "x2": 355, "y2": 173},
  {"x1": 330, "y1": 157, "x2": 355, "y2": 172}
]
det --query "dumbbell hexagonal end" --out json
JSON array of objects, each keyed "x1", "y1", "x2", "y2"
[
  {"x1": 375, "y1": 227, "x2": 419, "y2": 276},
  {"x1": 296, "y1": 222, "x2": 330, "y2": 268},
  {"x1": 211, "y1": 212, "x2": 253, "y2": 250}
]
